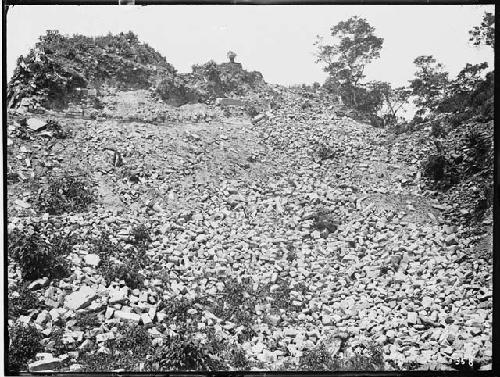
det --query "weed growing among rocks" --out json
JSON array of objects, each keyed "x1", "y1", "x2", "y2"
[
  {"x1": 37, "y1": 172, "x2": 96, "y2": 215},
  {"x1": 8, "y1": 223, "x2": 74, "y2": 281},
  {"x1": 93, "y1": 232, "x2": 146, "y2": 289},
  {"x1": 78, "y1": 324, "x2": 152, "y2": 371},
  {"x1": 8, "y1": 324, "x2": 43, "y2": 374},
  {"x1": 299, "y1": 341, "x2": 384, "y2": 371},
  {"x1": 146, "y1": 324, "x2": 227, "y2": 371},
  {"x1": 8, "y1": 283, "x2": 43, "y2": 319}
]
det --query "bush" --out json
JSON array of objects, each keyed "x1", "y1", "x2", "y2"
[
  {"x1": 131, "y1": 224, "x2": 151, "y2": 244},
  {"x1": 422, "y1": 153, "x2": 447, "y2": 182},
  {"x1": 316, "y1": 143, "x2": 337, "y2": 161},
  {"x1": 8, "y1": 283, "x2": 43, "y2": 319},
  {"x1": 37, "y1": 172, "x2": 96, "y2": 215},
  {"x1": 8, "y1": 224, "x2": 73, "y2": 281},
  {"x1": 93, "y1": 232, "x2": 146, "y2": 289},
  {"x1": 98, "y1": 258, "x2": 144, "y2": 290},
  {"x1": 78, "y1": 324, "x2": 152, "y2": 371},
  {"x1": 299, "y1": 341, "x2": 384, "y2": 371},
  {"x1": 146, "y1": 324, "x2": 227, "y2": 371},
  {"x1": 8, "y1": 324, "x2": 43, "y2": 374}
]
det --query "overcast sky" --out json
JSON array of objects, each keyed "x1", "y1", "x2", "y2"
[{"x1": 6, "y1": 5, "x2": 495, "y2": 87}]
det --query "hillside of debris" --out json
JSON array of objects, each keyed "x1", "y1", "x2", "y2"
[{"x1": 6, "y1": 32, "x2": 493, "y2": 374}]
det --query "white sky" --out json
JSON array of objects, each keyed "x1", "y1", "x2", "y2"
[{"x1": 5, "y1": 5, "x2": 495, "y2": 87}]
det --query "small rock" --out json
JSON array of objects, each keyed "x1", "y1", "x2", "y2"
[
  {"x1": 114, "y1": 310, "x2": 141, "y2": 323},
  {"x1": 28, "y1": 357, "x2": 61, "y2": 372},
  {"x1": 64, "y1": 286, "x2": 97, "y2": 310},
  {"x1": 15, "y1": 199, "x2": 31, "y2": 209},
  {"x1": 28, "y1": 277, "x2": 49, "y2": 290},
  {"x1": 27, "y1": 118, "x2": 47, "y2": 131},
  {"x1": 83, "y1": 254, "x2": 100, "y2": 267}
]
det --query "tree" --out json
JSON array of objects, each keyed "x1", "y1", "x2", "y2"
[
  {"x1": 409, "y1": 55, "x2": 449, "y2": 117},
  {"x1": 469, "y1": 12, "x2": 494, "y2": 48},
  {"x1": 438, "y1": 62, "x2": 489, "y2": 113},
  {"x1": 367, "y1": 81, "x2": 411, "y2": 125},
  {"x1": 315, "y1": 16, "x2": 383, "y2": 106}
]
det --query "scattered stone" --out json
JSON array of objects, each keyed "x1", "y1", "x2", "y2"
[{"x1": 64, "y1": 286, "x2": 97, "y2": 310}]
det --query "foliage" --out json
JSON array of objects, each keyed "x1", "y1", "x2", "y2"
[
  {"x1": 8, "y1": 324, "x2": 43, "y2": 374},
  {"x1": 93, "y1": 232, "x2": 146, "y2": 289},
  {"x1": 316, "y1": 143, "x2": 337, "y2": 161},
  {"x1": 131, "y1": 223, "x2": 151, "y2": 244},
  {"x1": 409, "y1": 55, "x2": 449, "y2": 117},
  {"x1": 315, "y1": 16, "x2": 383, "y2": 106},
  {"x1": 437, "y1": 62, "x2": 492, "y2": 121},
  {"x1": 422, "y1": 153, "x2": 448, "y2": 182},
  {"x1": 37, "y1": 172, "x2": 96, "y2": 215},
  {"x1": 75, "y1": 312, "x2": 101, "y2": 330},
  {"x1": 299, "y1": 341, "x2": 384, "y2": 371},
  {"x1": 469, "y1": 12, "x2": 495, "y2": 48},
  {"x1": 79, "y1": 324, "x2": 152, "y2": 371},
  {"x1": 8, "y1": 223, "x2": 74, "y2": 281},
  {"x1": 8, "y1": 30, "x2": 175, "y2": 109},
  {"x1": 212, "y1": 277, "x2": 256, "y2": 327},
  {"x1": 146, "y1": 324, "x2": 227, "y2": 371},
  {"x1": 8, "y1": 283, "x2": 43, "y2": 319}
]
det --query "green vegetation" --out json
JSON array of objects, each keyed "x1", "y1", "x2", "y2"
[
  {"x1": 92, "y1": 232, "x2": 146, "y2": 289},
  {"x1": 8, "y1": 222, "x2": 75, "y2": 281},
  {"x1": 37, "y1": 172, "x2": 96, "y2": 215},
  {"x1": 8, "y1": 324, "x2": 43, "y2": 374}
]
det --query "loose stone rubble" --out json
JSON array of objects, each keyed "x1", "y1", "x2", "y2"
[{"x1": 7, "y1": 86, "x2": 492, "y2": 372}]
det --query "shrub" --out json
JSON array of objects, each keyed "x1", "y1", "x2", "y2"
[
  {"x1": 146, "y1": 324, "x2": 227, "y2": 371},
  {"x1": 421, "y1": 153, "x2": 447, "y2": 182},
  {"x1": 8, "y1": 324, "x2": 43, "y2": 374},
  {"x1": 113, "y1": 324, "x2": 152, "y2": 352},
  {"x1": 37, "y1": 172, "x2": 96, "y2": 215},
  {"x1": 8, "y1": 283, "x2": 43, "y2": 319},
  {"x1": 79, "y1": 324, "x2": 152, "y2": 371},
  {"x1": 299, "y1": 342, "x2": 335, "y2": 370},
  {"x1": 131, "y1": 224, "x2": 151, "y2": 244},
  {"x1": 316, "y1": 143, "x2": 337, "y2": 161},
  {"x1": 98, "y1": 258, "x2": 144, "y2": 290},
  {"x1": 299, "y1": 341, "x2": 384, "y2": 371},
  {"x1": 75, "y1": 312, "x2": 101, "y2": 330},
  {"x1": 213, "y1": 277, "x2": 255, "y2": 325},
  {"x1": 8, "y1": 224, "x2": 73, "y2": 281},
  {"x1": 93, "y1": 232, "x2": 146, "y2": 289}
]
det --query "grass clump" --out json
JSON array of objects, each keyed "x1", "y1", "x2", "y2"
[
  {"x1": 37, "y1": 172, "x2": 96, "y2": 215},
  {"x1": 8, "y1": 324, "x2": 43, "y2": 374},
  {"x1": 8, "y1": 223, "x2": 74, "y2": 281}
]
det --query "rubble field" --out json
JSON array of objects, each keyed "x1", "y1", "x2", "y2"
[{"x1": 7, "y1": 88, "x2": 492, "y2": 372}]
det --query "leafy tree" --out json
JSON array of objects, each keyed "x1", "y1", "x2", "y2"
[
  {"x1": 469, "y1": 11, "x2": 494, "y2": 48},
  {"x1": 366, "y1": 81, "x2": 411, "y2": 125},
  {"x1": 409, "y1": 55, "x2": 449, "y2": 117},
  {"x1": 438, "y1": 62, "x2": 489, "y2": 114},
  {"x1": 315, "y1": 16, "x2": 383, "y2": 106}
]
